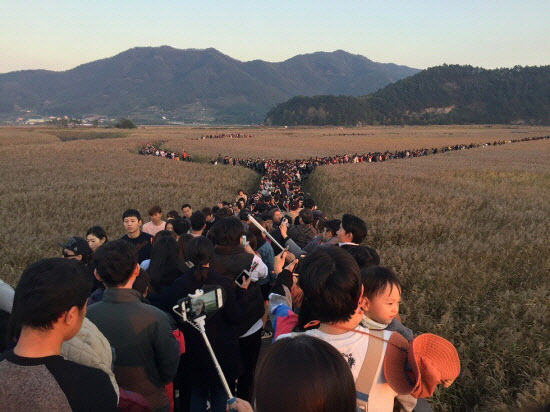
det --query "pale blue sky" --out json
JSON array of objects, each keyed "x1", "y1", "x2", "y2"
[{"x1": 1, "y1": 0, "x2": 549, "y2": 73}]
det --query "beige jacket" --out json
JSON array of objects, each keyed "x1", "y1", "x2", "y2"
[{"x1": 62, "y1": 317, "x2": 119, "y2": 400}]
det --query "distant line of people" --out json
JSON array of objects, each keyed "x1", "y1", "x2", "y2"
[
  {"x1": 197, "y1": 133, "x2": 253, "y2": 140},
  {"x1": 140, "y1": 143, "x2": 191, "y2": 161}
]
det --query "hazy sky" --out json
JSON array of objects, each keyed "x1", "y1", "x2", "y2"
[{"x1": 2, "y1": 0, "x2": 549, "y2": 74}]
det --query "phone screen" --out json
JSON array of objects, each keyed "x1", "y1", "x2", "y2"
[
  {"x1": 235, "y1": 270, "x2": 250, "y2": 287},
  {"x1": 189, "y1": 289, "x2": 219, "y2": 316},
  {"x1": 179, "y1": 287, "x2": 224, "y2": 321}
]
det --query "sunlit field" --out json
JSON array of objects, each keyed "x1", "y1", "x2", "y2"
[
  {"x1": 1, "y1": 125, "x2": 549, "y2": 411},
  {"x1": 306, "y1": 140, "x2": 550, "y2": 411}
]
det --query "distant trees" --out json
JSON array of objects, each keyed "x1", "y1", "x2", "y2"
[
  {"x1": 114, "y1": 118, "x2": 137, "y2": 129},
  {"x1": 265, "y1": 65, "x2": 550, "y2": 126},
  {"x1": 46, "y1": 118, "x2": 82, "y2": 127}
]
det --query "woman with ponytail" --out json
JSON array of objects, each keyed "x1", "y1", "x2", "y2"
[{"x1": 165, "y1": 236, "x2": 249, "y2": 412}]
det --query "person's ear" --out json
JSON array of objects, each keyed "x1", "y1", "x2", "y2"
[
  {"x1": 63, "y1": 306, "x2": 81, "y2": 327},
  {"x1": 94, "y1": 269, "x2": 102, "y2": 282},
  {"x1": 360, "y1": 296, "x2": 370, "y2": 311},
  {"x1": 132, "y1": 263, "x2": 140, "y2": 279}
]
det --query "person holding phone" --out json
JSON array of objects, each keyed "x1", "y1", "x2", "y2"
[
  {"x1": 165, "y1": 236, "x2": 249, "y2": 412},
  {"x1": 209, "y1": 217, "x2": 268, "y2": 403}
]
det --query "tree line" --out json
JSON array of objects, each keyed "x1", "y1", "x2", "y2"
[{"x1": 265, "y1": 65, "x2": 550, "y2": 126}]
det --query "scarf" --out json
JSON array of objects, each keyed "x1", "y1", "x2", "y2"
[{"x1": 361, "y1": 315, "x2": 389, "y2": 330}]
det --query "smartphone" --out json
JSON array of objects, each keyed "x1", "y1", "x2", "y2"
[
  {"x1": 285, "y1": 258, "x2": 298, "y2": 272},
  {"x1": 235, "y1": 270, "x2": 251, "y2": 287},
  {"x1": 177, "y1": 286, "x2": 224, "y2": 322}
]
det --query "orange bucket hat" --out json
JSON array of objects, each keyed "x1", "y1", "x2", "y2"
[{"x1": 384, "y1": 332, "x2": 460, "y2": 398}]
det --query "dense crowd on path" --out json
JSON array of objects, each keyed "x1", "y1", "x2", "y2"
[
  {"x1": 2, "y1": 133, "x2": 549, "y2": 412},
  {"x1": 1, "y1": 197, "x2": 462, "y2": 412},
  {"x1": 197, "y1": 133, "x2": 254, "y2": 140}
]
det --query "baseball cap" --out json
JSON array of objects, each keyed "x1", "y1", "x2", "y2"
[
  {"x1": 384, "y1": 332, "x2": 460, "y2": 398},
  {"x1": 57, "y1": 237, "x2": 91, "y2": 256}
]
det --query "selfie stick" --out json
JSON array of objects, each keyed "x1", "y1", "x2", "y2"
[
  {"x1": 193, "y1": 317, "x2": 236, "y2": 406},
  {"x1": 172, "y1": 295, "x2": 237, "y2": 410},
  {"x1": 248, "y1": 214, "x2": 285, "y2": 251}
]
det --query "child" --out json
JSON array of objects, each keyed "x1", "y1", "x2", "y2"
[
  {"x1": 360, "y1": 266, "x2": 414, "y2": 342},
  {"x1": 278, "y1": 247, "x2": 417, "y2": 412}
]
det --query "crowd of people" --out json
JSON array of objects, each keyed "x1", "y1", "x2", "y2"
[
  {"x1": 2, "y1": 133, "x2": 549, "y2": 412},
  {"x1": 197, "y1": 133, "x2": 254, "y2": 140},
  {"x1": 1, "y1": 194, "x2": 463, "y2": 412},
  {"x1": 140, "y1": 143, "x2": 191, "y2": 161}
]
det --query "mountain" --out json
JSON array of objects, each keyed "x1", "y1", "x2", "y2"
[
  {"x1": 265, "y1": 65, "x2": 550, "y2": 125},
  {"x1": 0, "y1": 47, "x2": 419, "y2": 124}
]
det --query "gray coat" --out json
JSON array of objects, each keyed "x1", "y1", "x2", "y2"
[{"x1": 87, "y1": 288, "x2": 180, "y2": 411}]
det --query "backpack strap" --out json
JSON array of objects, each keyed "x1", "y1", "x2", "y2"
[{"x1": 356, "y1": 329, "x2": 385, "y2": 411}]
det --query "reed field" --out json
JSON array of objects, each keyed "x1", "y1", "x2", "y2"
[
  {"x1": 306, "y1": 140, "x2": 550, "y2": 411},
  {"x1": 1, "y1": 125, "x2": 550, "y2": 411}
]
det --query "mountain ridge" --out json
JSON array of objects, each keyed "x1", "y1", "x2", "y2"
[{"x1": 0, "y1": 46, "x2": 420, "y2": 123}]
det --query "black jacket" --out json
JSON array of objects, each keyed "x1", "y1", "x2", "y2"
[
  {"x1": 166, "y1": 266, "x2": 247, "y2": 386},
  {"x1": 212, "y1": 245, "x2": 265, "y2": 336}
]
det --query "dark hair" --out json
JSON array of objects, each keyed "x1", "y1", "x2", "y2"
[
  {"x1": 132, "y1": 269, "x2": 150, "y2": 296},
  {"x1": 347, "y1": 245, "x2": 380, "y2": 269},
  {"x1": 341, "y1": 214, "x2": 368, "y2": 244},
  {"x1": 289, "y1": 200, "x2": 299, "y2": 211},
  {"x1": 190, "y1": 211, "x2": 206, "y2": 232},
  {"x1": 238, "y1": 209, "x2": 249, "y2": 222},
  {"x1": 186, "y1": 236, "x2": 214, "y2": 281},
  {"x1": 216, "y1": 207, "x2": 234, "y2": 218},
  {"x1": 256, "y1": 203, "x2": 269, "y2": 214},
  {"x1": 261, "y1": 211, "x2": 273, "y2": 222},
  {"x1": 122, "y1": 208, "x2": 141, "y2": 221},
  {"x1": 165, "y1": 219, "x2": 175, "y2": 230},
  {"x1": 298, "y1": 247, "x2": 361, "y2": 324},
  {"x1": 181, "y1": 203, "x2": 191, "y2": 210},
  {"x1": 324, "y1": 219, "x2": 341, "y2": 237},
  {"x1": 212, "y1": 205, "x2": 220, "y2": 215},
  {"x1": 167, "y1": 210, "x2": 180, "y2": 219},
  {"x1": 8, "y1": 258, "x2": 91, "y2": 341},
  {"x1": 248, "y1": 218, "x2": 265, "y2": 239},
  {"x1": 86, "y1": 226, "x2": 108, "y2": 243},
  {"x1": 147, "y1": 236, "x2": 186, "y2": 291},
  {"x1": 299, "y1": 209, "x2": 314, "y2": 225},
  {"x1": 302, "y1": 198, "x2": 315, "y2": 210},
  {"x1": 361, "y1": 266, "x2": 402, "y2": 300},
  {"x1": 148, "y1": 205, "x2": 162, "y2": 216},
  {"x1": 93, "y1": 240, "x2": 138, "y2": 287},
  {"x1": 178, "y1": 233, "x2": 195, "y2": 261},
  {"x1": 243, "y1": 231, "x2": 258, "y2": 251},
  {"x1": 253, "y1": 335, "x2": 356, "y2": 412},
  {"x1": 172, "y1": 218, "x2": 191, "y2": 236},
  {"x1": 201, "y1": 207, "x2": 213, "y2": 217},
  {"x1": 210, "y1": 217, "x2": 244, "y2": 246},
  {"x1": 153, "y1": 230, "x2": 177, "y2": 242}
]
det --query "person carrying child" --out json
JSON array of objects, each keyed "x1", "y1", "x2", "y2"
[{"x1": 278, "y1": 247, "x2": 460, "y2": 412}]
